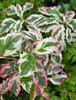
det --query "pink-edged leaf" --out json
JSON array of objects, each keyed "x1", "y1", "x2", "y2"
[
  {"x1": 62, "y1": 11, "x2": 75, "y2": 22},
  {"x1": 8, "y1": 74, "x2": 21, "y2": 96},
  {"x1": 0, "y1": 61, "x2": 16, "y2": 78},
  {"x1": 21, "y1": 30, "x2": 42, "y2": 41},
  {"x1": 23, "y1": 2, "x2": 34, "y2": 12},
  {"x1": 35, "y1": 54, "x2": 49, "y2": 69},
  {"x1": 38, "y1": 6, "x2": 62, "y2": 22},
  {"x1": 51, "y1": 25, "x2": 65, "y2": 39},
  {"x1": 16, "y1": 3, "x2": 22, "y2": 18},
  {"x1": 33, "y1": 86, "x2": 49, "y2": 100},
  {"x1": 48, "y1": 74, "x2": 67, "y2": 85},
  {"x1": 5, "y1": 5, "x2": 17, "y2": 16},
  {"x1": 33, "y1": 69, "x2": 49, "y2": 100},
  {"x1": 27, "y1": 40, "x2": 39, "y2": 52},
  {"x1": 51, "y1": 52, "x2": 62, "y2": 63},
  {"x1": 38, "y1": 22, "x2": 58, "y2": 33},
  {"x1": 38, "y1": 6, "x2": 48, "y2": 15},
  {"x1": 68, "y1": 19, "x2": 76, "y2": 32},
  {"x1": 36, "y1": 17, "x2": 57, "y2": 27},
  {"x1": 34, "y1": 37, "x2": 60, "y2": 55},
  {"x1": 14, "y1": 20, "x2": 24, "y2": 32},
  {"x1": 66, "y1": 27, "x2": 72, "y2": 43},
  {"x1": 47, "y1": 63, "x2": 64, "y2": 75},
  {"x1": 0, "y1": 79, "x2": 9, "y2": 94},
  {"x1": 57, "y1": 32, "x2": 66, "y2": 51},
  {"x1": 0, "y1": 18, "x2": 16, "y2": 33},
  {"x1": 26, "y1": 14, "x2": 45, "y2": 25},
  {"x1": 27, "y1": 24, "x2": 40, "y2": 32},
  {"x1": 34, "y1": 69, "x2": 48, "y2": 86}
]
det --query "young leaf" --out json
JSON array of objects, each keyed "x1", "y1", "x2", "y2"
[
  {"x1": 62, "y1": 11, "x2": 75, "y2": 21},
  {"x1": 16, "y1": 3, "x2": 22, "y2": 18},
  {"x1": 23, "y1": 2, "x2": 34, "y2": 12},
  {"x1": 5, "y1": 5, "x2": 17, "y2": 16}
]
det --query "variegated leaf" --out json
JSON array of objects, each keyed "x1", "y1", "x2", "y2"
[
  {"x1": 71, "y1": 32, "x2": 76, "y2": 42},
  {"x1": 23, "y1": 2, "x2": 34, "y2": 12},
  {"x1": 38, "y1": 6, "x2": 62, "y2": 22},
  {"x1": 0, "y1": 18, "x2": 16, "y2": 33},
  {"x1": 5, "y1": 5, "x2": 16, "y2": 15},
  {"x1": 57, "y1": 32, "x2": 66, "y2": 51},
  {"x1": 14, "y1": 20, "x2": 24, "y2": 32},
  {"x1": 18, "y1": 51, "x2": 36, "y2": 77},
  {"x1": 35, "y1": 54, "x2": 48, "y2": 68},
  {"x1": 26, "y1": 14, "x2": 45, "y2": 25},
  {"x1": 20, "y1": 76, "x2": 33, "y2": 93},
  {"x1": 34, "y1": 37, "x2": 60, "y2": 55},
  {"x1": 38, "y1": 22, "x2": 58, "y2": 33},
  {"x1": 66, "y1": 27, "x2": 72, "y2": 43},
  {"x1": 27, "y1": 24, "x2": 40, "y2": 31},
  {"x1": 51, "y1": 25, "x2": 65, "y2": 39},
  {"x1": 51, "y1": 52, "x2": 62, "y2": 63},
  {"x1": 21, "y1": 30, "x2": 42, "y2": 41},
  {"x1": 62, "y1": 11, "x2": 75, "y2": 22},
  {"x1": 68, "y1": 19, "x2": 76, "y2": 32},
  {"x1": 57, "y1": 32, "x2": 65, "y2": 42},
  {"x1": 0, "y1": 33, "x2": 22, "y2": 56},
  {"x1": 16, "y1": 3, "x2": 23, "y2": 18},
  {"x1": 27, "y1": 40, "x2": 39, "y2": 52},
  {"x1": 47, "y1": 64, "x2": 64, "y2": 75},
  {"x1": 36, "y1": 61, "x2": 44, "y2": 69},
  {"x1": 36, "y1": 17, "x2": 57, "y2": 26},
  {"x1": 0, "y1": 79, "x2": 9, "y2": 94},
  {"x1": 33, "y1": 86, "x2": 49, "y2": 100},
  {"x1": 33, "y1": 69, "x2": 49, "y2": 100},
  {"x1": 48, "y1": 74, "x2": 67, "y2": 85},
  {"x1": 8, "y1": 74, "x2": 21, "y2": 96},
  {"x1": 0, "y1": 62, "x2": 16, "y2": 78},
  {"x1": 34, "y1": 69, "x2": 48, "y2": 86}
]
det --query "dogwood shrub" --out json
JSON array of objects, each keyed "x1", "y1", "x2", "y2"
[{"x1": 0, "y1": 2, "x2": 76, "y2": 100}]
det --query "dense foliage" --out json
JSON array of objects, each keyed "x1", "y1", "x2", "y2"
[{"x1": 0, "y1": 0, "x2": 76, "y2": 100}]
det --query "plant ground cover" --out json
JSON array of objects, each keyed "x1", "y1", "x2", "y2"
[{"x1": 0, "y1": 0, "x2": 76, "y2": 100}]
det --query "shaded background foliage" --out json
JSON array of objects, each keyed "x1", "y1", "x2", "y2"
[{"x1": 0, "y1": 0, "x2": 76, "y2": 100}]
